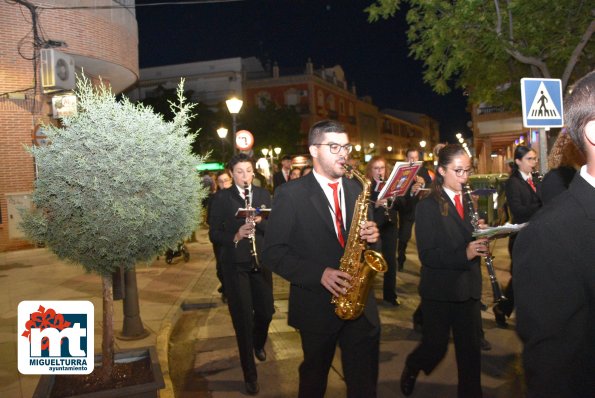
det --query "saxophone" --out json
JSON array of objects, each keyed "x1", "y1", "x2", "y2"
[{"x1": 331, "y1": 166, "x2": 388, "y2": 320}]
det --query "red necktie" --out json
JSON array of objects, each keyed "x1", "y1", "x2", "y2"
[
  {"x1": 527, "y1": 177, "x2": 536, "y2": 192},
  {"x1": 328, "y1": 182, "x2": 345, "y2": 247},
  {"x1": 454, "y1": 194, "x2": 465, "y2": 220}
]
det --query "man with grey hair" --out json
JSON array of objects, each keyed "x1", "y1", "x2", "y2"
[
  {"x1": 263, "y1": 119, "x2": 381, "y2": 397},
  {"x1": 514, "y1": 71, "x2": 595, "y2": 398}
]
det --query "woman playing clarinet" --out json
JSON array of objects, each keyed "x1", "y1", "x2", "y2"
[{"x1": 400, "y1": 144, "x2": 488, "y2": 398}]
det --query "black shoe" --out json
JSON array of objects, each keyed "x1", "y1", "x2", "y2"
[
  {"x1": 217, "y1": 285, "x2": 223, "y2": 293},
  {"x1": 480, "y1": 301, "x2": 488, "y2": 311},
  {"x1": 383, "y1": 298, "x2": 401, "y2": 307},
  {"x1": 493, "y1": 305, "x2": 508, "y2": 328},
  {"x1": 254, "y1": 348, "x2": 266, "y2": 362},
  {"x1": 480, "y1": 337, "x2": 492, "y2": 351},
  {"x1": 400, "y1": 365, "x2": 419, "y2": 396},
  {"x1": 245, "y1": 381, "x2": 260, "y2": 395}
]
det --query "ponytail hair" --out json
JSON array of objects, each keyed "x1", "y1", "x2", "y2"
[{"x1": 431, "y1": 144, "x2": 467, "y2": 215}]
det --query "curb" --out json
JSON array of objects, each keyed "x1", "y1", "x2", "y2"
[{"x1": 155, "y1": 236, "x2": 213, "y2": 398}]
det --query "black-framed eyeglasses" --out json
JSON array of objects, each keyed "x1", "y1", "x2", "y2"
[
  {"x1": 449, "y1": 168, "x2": 473, "y2": 177},
  {"x1": 312, "y1": 143, "x2": 353, "y2": 154}
]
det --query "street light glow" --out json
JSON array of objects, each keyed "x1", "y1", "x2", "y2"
[
  {"x1": 355, "y1": 144, "x2": 361, "y2": 152},
  {"x1": 387, "y1": 146, "x2": 393, "y2": 152},
  {"x1": 261, "y1": 148, "x2": 269, "y2": 156},
  {"x1": 225, "y1": 97, "x2": 243, "y2": 114},
  {"x1": 456, "y1": 133, "x2": 462, "y2": 139},
  {"x1": 216, "y1": 127, "x2": 228, "y2": 139},
  {"x1": 419, "y1": 140, "x2": 427, "y2": 148},
  {"x1": 274, "y1": 147, "x2": 282, "y2": 155},
  {"x1": 369, "y1": 142, "x2": 375, "y2": 149}
]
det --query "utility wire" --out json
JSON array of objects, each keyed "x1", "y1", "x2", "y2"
[{"x1": 34, "y1": 0, "x2": 244, "y2": 10}]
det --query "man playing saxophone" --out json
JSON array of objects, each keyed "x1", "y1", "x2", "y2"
[{"x1": 263, "y1": 120, "x2": 380, "y2": 398}]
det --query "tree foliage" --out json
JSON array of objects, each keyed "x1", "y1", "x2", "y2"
[
  {"x1": 366, "y1": 0, "x2": 594, "y2": 109},
  {"x1": 22, "y1": 77, "x2": 206, "y2": 276},
  {"x1": 239, "y1": 99, "x2": 302, "y2": 155}
]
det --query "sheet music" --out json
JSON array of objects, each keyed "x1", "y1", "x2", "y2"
[
  {"x1": 377, "y1": 161, "x2": 423, "y2": 200},
  {"x1": 472, "y1": 223, "x2": 528, "y2": 239}
]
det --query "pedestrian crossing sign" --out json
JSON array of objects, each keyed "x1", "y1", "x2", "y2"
[{"x1": 521, "y1": 78, "x2": 564, "y2": 128}]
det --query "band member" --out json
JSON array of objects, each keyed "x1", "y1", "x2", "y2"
[
  {"x1": 514, "y1": 71, "x2": 595, "y2": 398},
  {"x1": 208, "y1": 154, "x2": 274, "y2": 395},
  {"x1": 401, "y1": 144, "x2": 487, "y2": 398},
  {"x1": 209, "y1": 170, "x2": 233, "y2": 301},
  {"x1": 493, "y1": 145, "x2": 542, "y2": 327},
  {"x1": 366, "y1": 156, "x2": 400, "y2": 305},
  {"x1": 273, "y1": 154, "x2": 292, "y2": 190},
  {"x1": 396, "y1": 148, "x2": 432, "y2": 270},
  {"x1": 263, "y1": 120, "x2": 380, "y2": 398}
]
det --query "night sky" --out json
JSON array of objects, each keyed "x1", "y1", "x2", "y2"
[{"x1": 135, "y1": 0, "x2": 471, "y2": 141}]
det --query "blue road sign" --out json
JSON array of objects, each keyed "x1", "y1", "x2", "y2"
[{"x1": 521, "y1": 78, "x2": 564, "y2": 128}]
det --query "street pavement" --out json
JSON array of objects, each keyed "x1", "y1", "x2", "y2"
[{"x1": 0, "y1": 227, "x2": 524, "y2": 398}]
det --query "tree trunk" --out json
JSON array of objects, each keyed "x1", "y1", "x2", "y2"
[{"x1": 101, "y1": 275, "x2": 114, "y2": 383}]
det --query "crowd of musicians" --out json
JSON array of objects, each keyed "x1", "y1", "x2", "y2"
[{"x1": 202, "y1": 71, "x2": 595, "y2": 398}]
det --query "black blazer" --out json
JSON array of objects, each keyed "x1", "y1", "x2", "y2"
[
  {"x1": 397, "y1": 166, "x2": 433, "y2": 221},
  {"x1": 505, "y1": 170, "x2": 542, "y2": 224},
  {"x1": 262, "y1": 173, "x2": 380, "y2": 333},
  {"x1": 415, "y1": 191, "x2": 482, "y2": 301},
  {"x1": 514, "y1": 174, "x2": 595, "y2": 397},
  {"x1": 272, "y1": 170, "x2": 288, "y2": 190},
  {"x1": 208, "y1": 186, "x2": 271, "y2": 265}
]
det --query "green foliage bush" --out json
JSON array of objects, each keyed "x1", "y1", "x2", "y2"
[{"x1": 22, "y1": 77, "x2": 206, "y2": 276}]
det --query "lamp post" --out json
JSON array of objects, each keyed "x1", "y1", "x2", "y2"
[
  {"x1": 260, "y1": 146, "x2": 282, "y2": 185},
  {"x1": 225, "y1": 97, "x2": 243, "y2": 155},
  {"x1": 419, "y1": 140, "x2": 427, "y2": 160},
  {"x1": 217, "y1": 127, "x2": 228, "y2": 162}
]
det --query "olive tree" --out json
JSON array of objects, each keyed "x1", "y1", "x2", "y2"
[{"x1": 21, "y1": 76, "x2": 206, "y2": 380}]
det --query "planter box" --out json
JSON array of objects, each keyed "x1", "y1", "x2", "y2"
[{"x1": 33, "y1": 346, "x2": 165, "y2": 398}]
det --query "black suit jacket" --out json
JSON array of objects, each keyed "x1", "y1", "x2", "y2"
[
  {"x1": 272, "y1": 170, "x2": 288, "y2": 190},
  {"x1": 513, "y1": 174, "x2": 595, "y2": 398},
  {"x1": 397, "y1": 165, "x2": 433, "y2": 221},
  {"x1": 415, "y1": 191, "x2": 482, "y2": 301},
  {"x1": 208, "y1": 186, "x2": 271, "y2": 265},
  {"x1": 262, "y1": 173, "x2": 380, "y2": 333},
  {"x1": 505, "y1": 170, "x2": 542, "y2": 224}
]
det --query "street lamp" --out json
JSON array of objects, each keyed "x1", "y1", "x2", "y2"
[
  {"x1": 217, "y1": 127, "x2": 228, "y2": 162},
  {"x1": 226, "y1": 97, "x2": 243, "y2": 154},
  {"x1": 260, "y1": 146, "x2": 282, "y2": 185}
]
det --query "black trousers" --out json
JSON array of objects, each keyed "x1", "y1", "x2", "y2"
[
  {"x1": 212, "y1": 243, "x2": 225, "y2": 293},
  {"x1": 406, "y1": 298, "x2": 483, "y2": 398},
  {"x1": 223, "y1": 262, "x2": 275, "y2": 383},
  {"x1": 397, "y1": 214, "x2": 414, "y2": 265},
  {"x1": 498, "y1": 233, "x2": 517, "y2": 316},
  {"x1": 298, "y1": 316, "x2": 380, "y2": 398},
  {"x1": 381, "y1": 223, "x2": 398, "y2": 301}
]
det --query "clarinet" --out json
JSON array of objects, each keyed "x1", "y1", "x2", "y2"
[
  {"x1": 243, "y1": 183, "x2": 260, "y2": 273},
  {"x1": 463, "y1": 184, "x2": 506, "y2": 303}
]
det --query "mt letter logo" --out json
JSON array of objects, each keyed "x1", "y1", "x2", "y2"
[{"x1": 18, "y1": 301, "x2": 94, "y2": 375}]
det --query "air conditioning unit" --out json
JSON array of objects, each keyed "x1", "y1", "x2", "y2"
[{"x1": 40, "y1": 49, "x2": 75, "y2": 92}]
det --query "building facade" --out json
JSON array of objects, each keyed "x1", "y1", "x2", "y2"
[{"x1": 0, "y1": 0, "x2": 139, "y2": 251}]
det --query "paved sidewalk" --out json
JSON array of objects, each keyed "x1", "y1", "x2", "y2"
[
  {"x1": 0, "y1": 227, "x2": 524, "y2": 397},
  {"x1": 0, "y1": 228, "x2": 216, "y2": 398}
]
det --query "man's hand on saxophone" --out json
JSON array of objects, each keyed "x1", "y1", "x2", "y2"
[
  {"x1": 359, "y1": 220, "x2": 379, "y2": 243},
  {"x1": 321, "y1": 268, "x2": 352, "y2": 297}
]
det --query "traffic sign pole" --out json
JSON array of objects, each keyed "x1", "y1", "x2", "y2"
[{"x1": 539, "y1": 128, "x2": 548, "y2": 175}]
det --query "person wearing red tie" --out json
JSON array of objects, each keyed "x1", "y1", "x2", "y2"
[
  {"x1": 263, "y1": 120, "x2": 380, "y2": 398},
  {"x1": 493, "y1": 146, "x2": 542, "y2": 327},
  {"x1": 400, "y1": 144, "x2": 488, "y2": 398},
  {"x1": 272, "y1": 155, "x2": 292, "y2": 191}
]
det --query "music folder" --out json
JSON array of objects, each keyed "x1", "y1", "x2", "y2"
[
  {"x1": 235, "y1": 207, "x2": 271, "y2": 219},
  {"x1": 377, "y1": 161, "x2": 423, "y2": 201}
]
